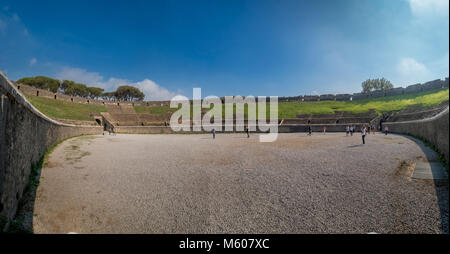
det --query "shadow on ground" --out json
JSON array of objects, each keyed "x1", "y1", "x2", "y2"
[{"x1": 401, "y1": 134, "x2": 449, "y2": 234}]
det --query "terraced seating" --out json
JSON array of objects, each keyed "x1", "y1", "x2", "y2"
[{"x1": 386, "y1": 108, "x2": 444, "y2": 122}]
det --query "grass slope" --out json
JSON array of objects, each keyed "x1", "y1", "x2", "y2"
[
  {"x1": 25, "y1": 95, "x2": 106, "y2": 121},
  {"x1": 25, "y1": 88, "x2": 448, "y2": 121},
  {"x1": 136, "y1": 88, "x2": 449, "y2": 118},
  {"x1": 278, "y1": 88, "x2": 449, "y2": 118}
]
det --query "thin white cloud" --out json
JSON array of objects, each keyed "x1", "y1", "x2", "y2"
[
  {"x1": 55, "y1": 67, "x2": 179, "y2": 100},
  {"x1": 56, "y1": 67, "x2": 104, "y2": 84},
  {"x1": 396, "y1": 57, "x2": 432, "y2": 85},
  {"x1": 12, "y1": 13, "x2": 19, "y2": 22},
  {"x1": 407, "y1": 0, "x2": 449, "y2": 17},
  {"x1": 131, "y1": 79, "x2": 179, "y2": 101},
  {"x1": 397, "y1": 57, "x2": 428, "y2": 74},
  {"x1": 2, "y1": 6, "x2": 9, "y2": 11},
  {"x1": 29, "y1": 58, "x2": 37, "y2": 66}
]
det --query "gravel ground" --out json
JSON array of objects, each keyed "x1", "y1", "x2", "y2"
[{"x1": 32, "y1": 133, "x2": 448, "y2": 234}]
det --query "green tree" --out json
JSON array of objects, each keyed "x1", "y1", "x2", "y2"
[
  {"x1": 87, "y1": 87, "x2": 104, "y2": 99},
  {"x1": 17, "y1": 76, "x2": 60, "y2": 93},
  {"x1": 60, "y1": 80, "x2": 76, "y2": 93},
  {"x1": 102, "y1": 92, "x2": 116, "y2": 101},
  {"x1": 64, "y1": 83, "x2": 89, "y2": 97},
  {"x1": 115, "y1": 85, "x2": 145, "y2": 101},
  {"x1": 361, "y1": 78, "x2": 393, "y2": 93}
]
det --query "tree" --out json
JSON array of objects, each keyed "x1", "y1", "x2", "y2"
[
  {"x1": 102, "y1": 92, "x2": 116, "y2": 101},
  {"x1": 87, "y1": 87, "x2": 104, "y2": 99},
  {"x1": 361, "y1": 78, "x2": 393, "y2": 93},
  {"x1": 64, "y1": 83, "x2": 89, "y2": 97},
  {"x1": 60, "y1": 80, "x2": 76, "y2": 93},
  {"x1": 114, "y1": 85, "x2": 145, "y2": 101},
  {"x1": 16, "y1": 76, "x2": 60, "y2": 93}
]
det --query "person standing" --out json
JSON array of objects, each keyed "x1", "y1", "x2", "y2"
[
  {"x1": 212, "y1": 128, "x2": 216, "y2": 139},
  {"x1": 346, "y1": 125, "x2": 350, "y2": 136},
  {"x1": 245, "y1": 125, "x2": 250, "y2": 138},
  {"x1": 384, "y1": 126, "x2": 389, "y2": 135},
  {"x1": 323, "y1": 126, "x2": 326, "y2": 134},
  {"x1": 350, "y1": 125, "x2": 354, "y2": 136},
  {"x1": 308, "y1": 125, "x2": 312, "y2": 136},
  {"x1": 362, "y1": 124, "x2": 367, "y2": 145}
]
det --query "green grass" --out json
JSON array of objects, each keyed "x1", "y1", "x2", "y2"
[
  {"x1": 26, "y1": 88, "x2": 448, "y2": 121},
  {"x1": 25, "y1": 95, "x2": 107, "y2": 121},
  {"x1": 277, "y1": 88, "x2": 449, "y2": 118},
  {"x1": 134, "y1": 105, "x2": 177, "y2": 115},
  {"x1": 136, "y1": 88, "x2": 449, "y2": 119}
]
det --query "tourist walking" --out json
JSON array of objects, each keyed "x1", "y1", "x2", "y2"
[
  {"x1": 361, "y1": 124, "x2": 367, "y2": 144},
  {"x1": 350, "y1": 125, "x2": 354, "y2": 136},
  {"x1": 212, "y1": 128, "x2": 216, "y2": 139},
  {"x1": 346, "y1": 125, "x2": 350, "y2": 136},
  {"x1": 245, "y1": 125, "x2": 250, "y2": 138},
  {"x1": 308, "y1": 125, "x2": 312, "y2": 136},
  {"x1": 323, "y1": 126, "x2": 326, "y2": 134},
  {"x1": 384, "y1": 126, "x2": 389, "y2": 135}
]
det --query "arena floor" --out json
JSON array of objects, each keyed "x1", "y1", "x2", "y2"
[{"x1": 33, "y1": 133, "x2": 448, "y2": 233}]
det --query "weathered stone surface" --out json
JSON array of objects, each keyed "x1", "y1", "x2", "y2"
[
  {"x1": 383, "y1": 107, "x2": 449, "y2": 165},
  {"x1": 405, "y1": 83, "x2": 423, "y2": 94},
  {"x1": 412, "y1": 162, "x2": 448, "y2": 180},
  {"x1": 385, "y1": 87, "x2": 404, "y2": 97},
  {"x1": 335, "y1": 94, "x2": 352, "y2": 101},
  {"x1": 0, "y1": 72, "x2": 103, "y2": 229},
  {"x1": 319, "y1": 94, "x2": 335, "y2": 101},
  {"x1": 370, "y1": 90, "x2": 385, "y2": 98},
  {"x1": 352, "y1": 92, "x2": 369, "y2": 100},
  {"x1": 303, "y1": 95, "x2": 319, "y2": 101},
  {"x1": 422, "y1": 79, "x2": 444, "y2": 91}
]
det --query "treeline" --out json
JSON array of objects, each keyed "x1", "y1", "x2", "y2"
[{"x1": 16, "y1": 76, "x2": 145, "y2": 101}]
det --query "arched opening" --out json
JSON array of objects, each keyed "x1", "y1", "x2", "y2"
[
  {"x1": 336, "y1": 120, "x2": 339, "y2": 124},
  {"x1": 95, "y1": 119, "x2": 101, "y2": 126},
  {"x1": 36, "y1": 91, "x2": 39, "y2": 96},
  {"x1": 54, "y1": 95, "x2": 57, "y2": 99},
  {"x1": 71, "y1": 98, "x2": 74, "y2": 102},
  {"x1": 17, "y1": 86, "x2": 20, "y2": 90},
  {"x1": 87, "y1": 100, "x2": 90, "y2": 104},
  {"x1": 307, "y1": 120, "x2": 311, "y2": 124},
  {"x1": 117, "y1": 102, "x2": 120, "y2": 106}
]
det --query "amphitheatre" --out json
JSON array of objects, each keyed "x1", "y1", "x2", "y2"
[{"x1": 0, "y1": 71, "x2": 449, "y2": 233}]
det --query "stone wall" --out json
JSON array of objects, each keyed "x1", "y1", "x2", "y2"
[
  {"x1": 382, "y1": 107, "x2": 449, "y2": 165},
  {"x1": 0, "y1": 72, "x2": 103, "y2": 229}
]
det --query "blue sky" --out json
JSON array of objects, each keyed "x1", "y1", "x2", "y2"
[{"x1": 0, "y1": 0, "x2": 448, "y2": 100}]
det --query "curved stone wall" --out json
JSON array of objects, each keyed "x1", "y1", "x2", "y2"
[
  {"x1": 0, "y1": 72, "x2": 103, "y2": 229},
  {"x1": 382, "y1": 107, "x2": 449, "y2": 165}
]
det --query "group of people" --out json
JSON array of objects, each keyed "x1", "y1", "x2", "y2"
[{"x1": 211, "y1": 123, "x2": 390, "y2": 144}]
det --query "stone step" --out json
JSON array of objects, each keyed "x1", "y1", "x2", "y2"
[{"x1": 411, "y1": 162, "x2": 448, "y2": 180}]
